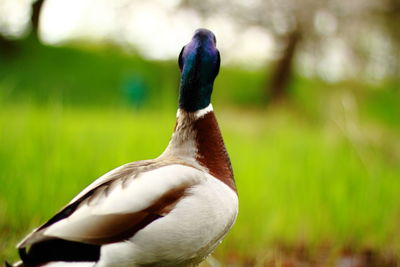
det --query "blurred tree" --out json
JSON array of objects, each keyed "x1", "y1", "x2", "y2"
[
  {"x1": 379, "y1": 0, "x2": 400, "y2": 80},
  {"x1": 0, "y1": 34, "x2": 17, "y2": 58},
  {"x1": 0, "y1": 0, "x2": 45, "y2": 57},
  {"x1": 179, "y1": 0, "x2": 323, "y2": 102},
  {"x1": 30, "y1": 0, "x2": 45, "y2": 41},
  {"x1": 180, "y1": 0, "x2": 400, "y2": 102},
  {"x1": 267, "y1": 29, "x2": 301, "y2": 102}
]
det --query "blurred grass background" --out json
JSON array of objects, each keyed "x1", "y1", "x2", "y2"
[
  {"x1": 0, "y1": 0, "x2": 400, "y2": 265},
  {"x1": 0, "y1": 39, "x2": 399, "y2": 265}
]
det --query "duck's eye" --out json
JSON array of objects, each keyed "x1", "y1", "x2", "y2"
[{"x1": 178, "y1": 46, "x2": 185, "y2": 70}]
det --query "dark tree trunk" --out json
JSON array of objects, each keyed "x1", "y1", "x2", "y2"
[
  {"x1": 30, "y1": 0, "x2": 45, "y2": 40},
  {"x1": 0, "y1": 35, "x2": 18, "y2": 57},
  {"x1": 0, "y1": 0, "x2": 45, "y2": 57},
  {"x1": 266, "y1": 30, "x2": 301, "y2": 102}
]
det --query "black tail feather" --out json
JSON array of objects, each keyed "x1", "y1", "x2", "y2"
[
  {"x1": 17, "y1": 239, "x2": 100, "y2": 265},
  {"x1": 18, "y1": 248, "x2": 29, "y2": 263}
]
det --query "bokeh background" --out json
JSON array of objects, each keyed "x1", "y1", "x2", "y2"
[{"x1": 0, "y1": 0, "x2": 399, "y2": 266}]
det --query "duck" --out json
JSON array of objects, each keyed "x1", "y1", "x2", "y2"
[{"x1": 6, "y1": 28, "x2": 238, "y2": 267}]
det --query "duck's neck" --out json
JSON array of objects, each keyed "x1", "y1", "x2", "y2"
[{"x1": 162, "y1": 104, "x2": 236, "y2": 191}]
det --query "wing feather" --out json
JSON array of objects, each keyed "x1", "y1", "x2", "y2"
[{"x1": 18, "y1": 164, "x2": 203, "y2": 248}]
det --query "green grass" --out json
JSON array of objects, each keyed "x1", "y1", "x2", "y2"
[
  {"x1": 1, "y1": 102, "x2": 399, "y2": 264},
  {"x1": 1, "y1": 40, "x2": 399, "y2": 265},
  {"x1": 0, "y1": 39, "x2": 267, "y2": 110}
]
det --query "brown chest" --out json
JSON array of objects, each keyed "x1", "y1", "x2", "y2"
[{"x1": 193, "y1": 112, "x2": 236, "y2": 192}]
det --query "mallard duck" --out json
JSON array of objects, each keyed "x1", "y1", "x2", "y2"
[{"x1": 7, "y1": 28, "x2": 238, "y2": 267}]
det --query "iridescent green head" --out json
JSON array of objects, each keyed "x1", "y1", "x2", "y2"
[{"x1": 178, "y1": 29, "x2": 220, "y2": 112}]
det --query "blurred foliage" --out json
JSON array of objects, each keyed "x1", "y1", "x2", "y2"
[
  {"x1": 0, "y1": 40, "x2": 399, "y2": 265},
  {"x1": 181, "y1": 0, "x2": 400, "y2": 103},
  {"x1": 0, "y1": 39, "x2": 398, "y2": 126},
  {"x1": 1, "y1": 102, "x2": 399, "y2": 264},
  {"x1": 0, "y1": 39, "x2": 178, "y2": 108}
]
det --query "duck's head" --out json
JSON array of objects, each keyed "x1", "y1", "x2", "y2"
[{"x1": 178, "y1": 29, "x2": 220, "y2": 112}]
